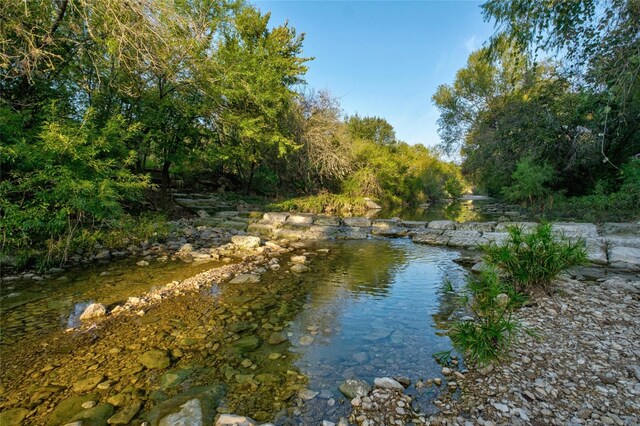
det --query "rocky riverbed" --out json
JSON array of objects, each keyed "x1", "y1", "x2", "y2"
[{"x1": 1, "y1": 211, "x2": 639, "y2": 425}]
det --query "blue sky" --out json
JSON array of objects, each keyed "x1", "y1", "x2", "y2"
[{"x1": 254, "y1": 0, "x2": 495, "y2": 148}]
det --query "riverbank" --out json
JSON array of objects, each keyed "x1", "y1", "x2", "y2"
[{"x1": 429, "y1": 276, "x2": 640, "y2": 426}]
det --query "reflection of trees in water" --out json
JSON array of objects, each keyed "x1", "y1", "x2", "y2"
[
  {"x1": 288, "y1": 240, "x2": 405, "y2": 348},
  {"x1": 376, "y1": 200, "x2": 488, "y2": 222},
  {"x1": 432, "y1": 269, "x2": 469, "y2": 330}
]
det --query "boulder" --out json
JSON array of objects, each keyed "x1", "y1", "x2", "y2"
[
  {"x1": 230, "y1": 235, "x2": 261, "y2": 250},
  {"x1": 79, "y1": 303, "x2": 107, "y2": 320},
  {"x1": 445, "y1": 230, "x2": 486, "y2": 248},
  {"x1": 95, "y1": 250, "x2": 111, "y2": 261},
  {"x1": 47, "y1": 395, "x2": 98, "y2": 426},
  {"x1": 364, "y1": 198, "x2": 382, "y2": 210},
  {"x1": 337, "y1": 227, "x2": 369, "y2": 240},
  {"x1": 72, "y1": 374, "x2": 105, "y2": 392},
  {"x1": 339, "y1": 378, "x2": 371, "y2": 399},
  {"x1": 69, "y1": 403, "x2": 115, "y2": 425},
  {"x1": 303, "y1": 225, "x2": 340, "y2": 240}
]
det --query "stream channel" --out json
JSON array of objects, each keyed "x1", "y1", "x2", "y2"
[{"x1": 1, "y1": 239, "x2": 470, "y2": 425}]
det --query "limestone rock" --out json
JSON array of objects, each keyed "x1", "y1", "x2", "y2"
[
  {"x1": 428, "y1": 220, "x2": 456, "y2": 230},
  {"x1": 342, "y1": 217, "x2": 371, "y2": 227},
  {"x1": 215, "y1": 414, "x2": 257, "y2": 426},
  {"x1": 339, "y1": 378, "x2": 371, "y2": 399},
  {"x1": 79, "y1": 303, "x2": 107, "y2": 320},
  {"x1": 158, "y1": 399, "x2": 202, "y2": 426},
  {"x1": 373, "y1": 377, "x2": 404, "y2": 391},
  {"x1": 231, "y1": 235, "x2": 261, "y2": 250}
]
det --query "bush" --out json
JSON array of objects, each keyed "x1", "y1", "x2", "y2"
[
  {"x1": 450, "y1": 269, "x2": 525, "y2": 364},
  {"x1": 482, "y1": 223, "x2": 587, "y2": 292}
]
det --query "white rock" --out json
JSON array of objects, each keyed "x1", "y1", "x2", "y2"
[
  {"x1": 159, "y1": 398, "x2": 203, "y2": 426},
  {"x1": 373, "y1": 377, "x2": 404, "y2": 390},
  {"x1": 231, "y1": 235, "x2": 261, "y2": 250},
  {"x1": 79, "y1": 303, "x2": 107, "y2": 320},
  {"x1": 215, "y1": 414, "x2": 257, "y2": 426}
]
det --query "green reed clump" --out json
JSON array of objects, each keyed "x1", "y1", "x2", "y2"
[
  {"x1": 482, "y1": 223, "x2": 587, "y2": 292},
  {"x1": 449, "y1": 269, "x2": 525, "y2": 365}
]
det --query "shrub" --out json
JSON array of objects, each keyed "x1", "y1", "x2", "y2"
[
  {"x1": 449, "y1": 269, "x2": 525, "y2": 364},
  {"x1": 482, "y1": 223, "x2": 587, "y2": 292}
]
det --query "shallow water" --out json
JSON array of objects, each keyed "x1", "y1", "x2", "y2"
[{"x1": 0, "y1": 239, "x2": 468, "y2": 425}]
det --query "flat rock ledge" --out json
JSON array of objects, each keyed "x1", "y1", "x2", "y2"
[{"x1": 247, "y1": 213, "x2": 640, "y2": 271}]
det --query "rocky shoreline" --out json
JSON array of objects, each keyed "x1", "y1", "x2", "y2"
[{"x1": 1, "y1": 211, "x2": 639, "y2": 425}]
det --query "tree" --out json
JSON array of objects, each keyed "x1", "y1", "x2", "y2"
[
  {"x1": 210, "y1": 8, "x2": 309, "y2": 193},
  {"x1": 346, "y1": 115, "x2": 397, "y2": 146}
]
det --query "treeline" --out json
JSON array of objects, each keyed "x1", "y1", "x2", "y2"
[
  {"x1": 434, "y1": 0, "x2": 640, "y2": 221},
  {"x1": 0, "y1": 0, "x2": 462, "y2": 265}
]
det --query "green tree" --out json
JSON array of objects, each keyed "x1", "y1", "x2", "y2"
[
  {"x1": 211, "y1": 8, "x2": 309, "y2": 194},
  {"x1": 346, "y1": 115, "x2": 397, "y2": 146},
  {"x1": 502, "y1": 158, "x2": 555, "y2": 205}
]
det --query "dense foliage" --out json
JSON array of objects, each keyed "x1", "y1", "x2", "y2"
[
  {"x1": 434, "y1": 0, "x2": 640, "y2": 220},
  {"x1": 1, "y1": 1, "x2": 462, "y2": 266}
]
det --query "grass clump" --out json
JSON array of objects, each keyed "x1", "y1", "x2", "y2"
[
  {"x1": 449, "y1": 269, "x2": 525, "y2": 365},
  {"x1": 448, "y1": 222, "x2": 585, "y2": 365},
  {"x1": 482, "y1": 223, "x2": 587, "y2": 292}
]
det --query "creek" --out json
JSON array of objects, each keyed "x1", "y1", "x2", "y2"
[{"x1": 0, "y1": 239, "x2": 469, "y2": 425}]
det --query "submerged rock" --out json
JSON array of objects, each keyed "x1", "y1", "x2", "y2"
[
  {"x1": 229, "y1": 274, "x2": 261, "y2": 284},
  {"x1": 79, "y1": 303, "x2": 107, "y2": 320},
  {"x1": 72, "y1": 375, "x2": 105, "y2": 393},
  {"x1": 47, "y1": 395, "x2": 98, "y2": 426},
  {"x1": 232, "y1": 336, "x2": 262, "y2": 354},
  {"x1": 290, "y1": 264, "x2": 309, "y2": 273},
  {"x1": 138, "y1": 350, "x2": 170, "y2": 370},
  {"x1": 339, "y1": 378, "x2": 371, "y2": 399},
  {"x1": 215, "y1": 414, "x2": 257, "y2": 426},
  {"x1": 158, "y1": 399, "x2": 202, "y2": 426},
  {"x1": 0, "y1": 408, "x2": 29, "y2": 426},
  {"x1": 69, "y1": 403, "x2": 115, "y2": 425},
  {"x1": 146, "y1": 384, "x2": 225, "y2": 426}
]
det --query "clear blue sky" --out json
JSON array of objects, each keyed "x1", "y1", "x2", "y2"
[{"x1": 254, "y1": 0, "x2": 495, "y2": 148}]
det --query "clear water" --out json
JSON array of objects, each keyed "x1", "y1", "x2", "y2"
[{"x1": 0, "y1": 239, "x2": 468, "y2": 425}]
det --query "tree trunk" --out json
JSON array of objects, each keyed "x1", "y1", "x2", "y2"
[
  {"x1": 245, "y1": 161, "x2": 256, "y2": 195},
  {"x1": 161, "y1": 160, "x2": 171, "y2": 193}
]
